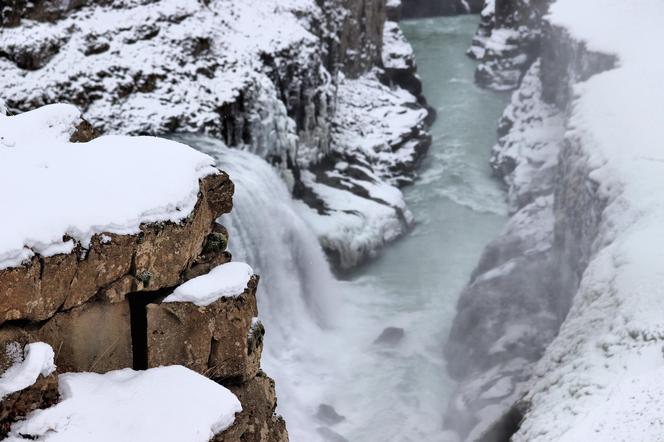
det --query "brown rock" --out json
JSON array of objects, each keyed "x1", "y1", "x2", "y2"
[
  {"x1": 0, "y1": 173, "x2": 234, "y2": 326},
  {"x1": 37, "y1": 300, "x2": 133, "y2": 373},
  {"x1": 0, "y1": 370, "x2": 58, "y2": 438},
  {"x1": 0, "y1": 258, "x2": 45, "y2": 323},
  {"x1": 146, "y1": 276, "x2": 262, "y2": 383},
  {"x1": 214, "y1": 372, "x2": 288, "y2": 442},
  {"x1": 146, "y1": 302, "x2": 214, "y2": 374},
  {"x1": 208, "y1": 277, "x2": 261, "y2": 383}
]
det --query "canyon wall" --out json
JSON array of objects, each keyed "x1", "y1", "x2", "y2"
[
  {"x1": 399, "y1": 0, "x2": 483, "y2": 17},
  {"x1": 0, "y1": 0, "x2": 431, "y2": 439},
  {"x1": 0, "y1": 106, "x2": 286, "y2": 440},
  {"x1": 0, "y1": 0, "x2": 432, "y2": 270},
  {"x1": 445, "y1": 0, "x2": 661, "y2": 441}
]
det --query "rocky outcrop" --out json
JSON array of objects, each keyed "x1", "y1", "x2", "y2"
[
  {"x1": 0, "y1": 0, "x2": 433, "y2": 270},
  {"x1": 444, "y1": 2, "x2": 623, "y2": 441},
  {"x1": 0, "y1": 109, "x2": 286, "y2": 441}
]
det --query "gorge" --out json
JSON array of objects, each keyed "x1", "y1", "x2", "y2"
[{"x1": 1, "y1": 1, "x2": 663, "y2": 441}]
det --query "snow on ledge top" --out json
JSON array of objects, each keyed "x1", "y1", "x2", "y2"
[
  {"x1": 4, "y1": 365, "x2": 242, "y2": 442},
  {"x1": 0, "y1": 103, "x2": 218, "y2": 271},
  {"x1": 164, "y1": 262, "x2": 254, "y2": 306},
  {"x1": 0, "y1": 342, "x2": 56, "y2": 400}
]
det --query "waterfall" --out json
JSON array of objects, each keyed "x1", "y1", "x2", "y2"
[{"x1": 176, "y1": 135, "x2": 342, "y2": 441}]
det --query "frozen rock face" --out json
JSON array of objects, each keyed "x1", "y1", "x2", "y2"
[
  {"x1": 444, "y1": 61, "x2": 566, "y2": 442},
  {"x1": 468, "y1": 0, "x2": 551, "y2": 91},
  {"x1": 445, "y1": 0, "x2": 653, "y2": 441},
  {"x1": 0, "y1": 0, "x2": 433, "y2": 269},
  {"x1": 0, "y1": 106, "x2": 286, "y2": 441}
]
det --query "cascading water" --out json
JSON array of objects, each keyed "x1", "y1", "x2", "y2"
[
  {"x1": 175, "y1": 135, "x2": 343, "y2": 441},
  {"x1": 178, "y1": 14, "x2": 509, "y2": 442}
]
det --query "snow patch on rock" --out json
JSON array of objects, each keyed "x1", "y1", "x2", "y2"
[
  {"x1": 5, "y1": 365, "x2": 241, "y2": 442},
  {"x1": 0, "y1": 104, "x2": 218, "y2": 270},
  {"x1": 164, "y1": 262, "x2": 254, "y2": 306},
  {"x1": 0, "y1": 342, "x2": 55, "y2": 400}
]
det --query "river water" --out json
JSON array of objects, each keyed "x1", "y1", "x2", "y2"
[
  {"x1": 323, "y1": 16, "x2": 509, "y2": 441},
  {"x1": 182, "y1": 14, "x2": 508, "y2": 442}
]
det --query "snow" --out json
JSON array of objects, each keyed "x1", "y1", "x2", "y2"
[
  {"x1": 164, "y1": 262, "x2": 254, "y2": 306},
  {"x1": 512, "y1": 1, "x2": 664, "y2": 440},
  {"x1": 382, "y1": 21, "x2": 415, "y2": 70},
  {"x1": 294, "y1": 169, "x2": 409, "y2": 269},
  {"x1": 0, "y1": 0, "x2": 321, "y2": 136},
  {"x1": 0, "y1": 103, "x2": 218, "y2": 270},
  {"x1": 290, "y1": 72, "x2": 427, "y2": 268},
  {"x1": 4, "y1": 365, "x2": 242, "y2": 442},
  {"x1": 0, "y1": 342, "x2": 55, "y2": 400}
]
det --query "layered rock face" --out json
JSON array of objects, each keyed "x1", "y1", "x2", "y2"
[
  {"x1": 0, "y1": 107, "x2": 286, "y2": 441},
  {"x1": 0, "y1": 0, "x2": 433, "y2": 269},
  {"x1": 468, "y1": 0, "x2": 550, "y2": 91},
  {"x1": 445, "y1": 0, "x2": 659, "y2": 441}
]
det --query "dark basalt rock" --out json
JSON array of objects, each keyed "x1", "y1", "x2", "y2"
[
  {"x1": 373, "y1": 326, "x2": 405, "y2": 346},
  {"x1": 316, "y1": 404, "x2": 346, "y2": 426}
]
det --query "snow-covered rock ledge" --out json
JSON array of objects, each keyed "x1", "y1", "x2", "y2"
[
  {"x1": 515, "y1": 1, "x2": 664, "y2": 440},
  {"x1": 0, "y1": 104, "x2": 286, "y2": 441},
  {"x1": 445, "y1": 0, "x2": 664, "y2": 440}
]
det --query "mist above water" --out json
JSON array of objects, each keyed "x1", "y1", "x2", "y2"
[{"x1": 181, "y1": 15, "x2": 508, "y2": 442}]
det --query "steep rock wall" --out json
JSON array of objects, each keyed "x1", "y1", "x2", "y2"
[
  {"x1": 443, "y1": 4, "x2": 618, "y2": 441},
  {"x1": 468, "y1": 0, "x2": 550, "y2": 91}
]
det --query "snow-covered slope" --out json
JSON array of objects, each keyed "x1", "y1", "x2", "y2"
[
  {"x1": 445, "y1": 1, "x2": 664, "y2": 440},
  {"x1": 514, "y1": 1, "x2": 664, "y2": 440}
]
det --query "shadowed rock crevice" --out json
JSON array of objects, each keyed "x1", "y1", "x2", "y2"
[{"x1": 127, "y1": 289, "x2": 170, "y2": 370}]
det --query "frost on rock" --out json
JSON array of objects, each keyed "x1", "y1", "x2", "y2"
[
  {"x1": 382, "y1": 21, "x2": 415, "y2": 71},
  {"x1": 0, "y1": 104, "x2": 218, "y2": 271},
  {"x1": 512, "y1": 0, "x2": 664, "y2": 441},
  {"x1": 293, "y1": 73, "x2": 429, "y2": 269},
  {"x1": 4, "y1": 365, "x2": 242, "y2": 442},
  {"x1": 444, "y1": 62, "x2": 566, "y2": 441},
  {"x1": 468, "y1": 0, "x2": 550, "y2": 91},
  {"x1": 0, "y1": 342, "x2": 55, "y2": 400},
  {"x1": 164, "y1": 262, "x2": 254, "y2": 306}
]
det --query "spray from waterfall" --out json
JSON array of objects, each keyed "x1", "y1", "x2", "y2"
[{"x1": 175, "y1": 135, "x2": 344, "y2": 441}]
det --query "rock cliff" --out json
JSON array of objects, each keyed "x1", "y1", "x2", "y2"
[
  {"x1": 0, "y1": 106, "x2": 286, "y2": 441},
  {"x1": 445, "y1": 0, "x2": 660, "y2": 441}
]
